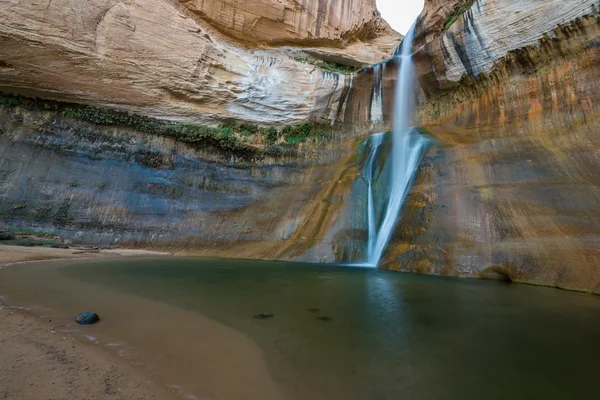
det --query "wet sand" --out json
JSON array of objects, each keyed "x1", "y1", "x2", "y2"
[
  {"x1": 0, "y1": 256, "x2": 288, "y2": 400},
  {"x1": 0, "y1": 244, "x2": 170, "y2": 266},
  {"x1": 0, "y1": 307, "x2": 176, "y2": 400}
]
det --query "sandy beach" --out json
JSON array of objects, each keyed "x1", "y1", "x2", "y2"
[
  {"x1": 0, "y1": 244, "x2": 170, "y2": 266},
  {"x1": 0, "y1": 246, "x2": 175, "y2": 399},
  {"x1": 0, "y1": 247, "x2": 288, "y2": 400},
  {"x1": 0, "y1": 307, "x2": 177, "y2": 400}
]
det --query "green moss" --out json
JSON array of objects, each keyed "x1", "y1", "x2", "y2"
[
  {"x1": 239, "y1": 123, "x2": 259, "y2": 136},
  {"x1": 3, "y1": 238, "x2": 66, "y2": 247},
  {"x1": 135, "y1": 150, "x2": 172, "y2": 169},
  {"x1": 0, "y1": 96, "x2": 29, "y2": 107},
  {"x1": 294, "y1": 57, "x2": 358, "y2": 75},
  {"x1": 265, "y1": 145, "x2": 283, "y2": 156},
  {"x1": 443, "y1": 0, "x2": 477, "y2": 31},
  {"x1": 280, "y1": 122, "x2": 334, "y2": 144},
  {"x1": 263, "y1": 127, "x2": 279, "y2": 144},
  {"x1": 33, "y1": 206, "x2": 53, "y2": 219},
  {"x1": 0, "y1": 93, "x2": 337, "y2": 157},
  {"x1": 2, "y1": 238, "x2": 45, "y2": 247},
  {"x1": 53, "y1": 200, "x2": 72, "y2": 226},
  {"x1": 9, "y1": 228, "x2": 56, "y2": 237}
]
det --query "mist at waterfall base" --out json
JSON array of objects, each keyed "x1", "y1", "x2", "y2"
[{"x1": 358, "y1": 23, "x2": 429, "y2": 267}]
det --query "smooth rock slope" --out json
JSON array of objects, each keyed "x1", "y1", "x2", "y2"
[{"x1": 0, "y1": 0, "x2": 397, "y2": 125}]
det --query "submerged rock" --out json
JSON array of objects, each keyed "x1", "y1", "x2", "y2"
[
  {"x1": 316, "y1": 316, "x2": 332, "y2": 322},
  {"x1": 76, "y1": 312, "x2": 100, "y2": 325},
  {"x1": 253, "y1": 313, "x2": 274, "y2": 320}
]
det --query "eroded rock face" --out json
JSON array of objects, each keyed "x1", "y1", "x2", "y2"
[
  {"x1": 414, "y1": 0, "x2": 600, "y2": 95},
  {"x1": 381, "y1": 0, "x2": 600, "y2": 292},
  {"x1": 0, "y1": 0, "x2": 396, "y2": 125},
  {"x1": 0, "y1": 0, "x2": 401, "y2": 266},
  {"x1": 414, "y1": 0, "x2": 465, "y2": 47},
  {"x1": 180, "y1": 0, "x2": 393, "y2": 46},
  {"x1": 0, "y1": 102, "x2": 360, "y2": 263},
  {"x1": 4, "y1": 0, "x2": 599, "y2": 294}
]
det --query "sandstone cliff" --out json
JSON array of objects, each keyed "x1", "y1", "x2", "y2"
[
  {"x1": 381, "y1": 0, "x2": 600, "y2": 293},
  {"x1": 181, "y1": 0, "x2": 393, "y2": 47},
  {"x1": 331, "y1": 0, "x2": 600, "y2": 292},
  {"x1": 3, "y1": 0, "x2": 599, "y2": 294},
  {"x1": 0, "y1": 0, "x2": 397, "y2": 126},
  {"x1": 0, "y1": 0, "x2": 401, "y2": 266},
  {"x1": 0, "y1": 100, "x2": 361, "y2": 257}
]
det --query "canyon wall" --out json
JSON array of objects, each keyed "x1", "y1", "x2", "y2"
[
  {"x1": 2, "y1": 0, "x2": 600, "y2": 293},
  {"x1": 0, "y1": 0, "x2": 403, "y2": 264},
  {"x1": 380, "y1": 0, "x2": 600, "y2": 293},
  {"x1": 0, "y1": 0, "x2": 397, "y2": 260},
  {"x1": 0, "y1": 99, "x2": 362, "y2": 261},
  {"x1": 0, "y1": 0, "x2": 397, "y2": 125},
  {"x1": 180, "y1": 0, "x2": 391, "y2": 46}
]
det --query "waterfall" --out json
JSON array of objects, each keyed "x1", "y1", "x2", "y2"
[
  {"x1": 363, "y1": 133, "x2": 385, "y2": 258},
  {"x1": 361, "y1": 22, "x2": 429, "y2": 267},
  {"x1": 370, "y1": 63, "x2": 385, "y2": 122}
]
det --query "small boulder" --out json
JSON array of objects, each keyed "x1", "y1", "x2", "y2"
[{"x1": 76, "y1": 312, "x2": 100, "y2": 325}]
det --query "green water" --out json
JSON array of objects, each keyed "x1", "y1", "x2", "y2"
[{"x1": 1, "y1": 257, "x2": 599, "y2": 400}]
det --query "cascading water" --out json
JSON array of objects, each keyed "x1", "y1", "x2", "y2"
[
  {"x1": 361, "y1": 22, "x2": 429, "y2": 267},
  {"x1": 370, "y1": 63, "x2": 385, "y2": 122},
  {"x1": 363, "y1": 132, "x2": 385, "y2": 258}
]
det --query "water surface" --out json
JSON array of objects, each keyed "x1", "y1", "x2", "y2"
[{"x1": 1, "y1": 257, "x2": 599, "y2": 400}]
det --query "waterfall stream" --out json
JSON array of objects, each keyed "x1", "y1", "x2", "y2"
[
  {"x1": 370, "y1": 63, "x2": 385, "y2": 122},
  {"x1": 360, "y1": 23, "x2": 429, "y2": 267}
]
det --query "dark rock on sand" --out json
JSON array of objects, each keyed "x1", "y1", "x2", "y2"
[{"x1": 76, "y1": 312, "x2": 100, "y2": 325}]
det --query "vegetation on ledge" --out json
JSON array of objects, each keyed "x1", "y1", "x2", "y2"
[
  {"x1": 0, "y1": 227, "x2": 65, "y2": 248},
  {"x1": 0, "y1": 94, "x2": 336, "y2": 157},
  {"x1": 443, "y1": 0, "x2": 477, "y2": 31},
  {"x1": 294, "y1": 57, "x2": 359, "y2": 75}
]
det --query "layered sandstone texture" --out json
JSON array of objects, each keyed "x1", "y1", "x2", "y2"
[
  {"x1": 181, "y1": 0, "x2": 397, "y2": 48},
  {"x1": 0, "y1": 102, "x2": 361, "y2": 262},
  {"x1": 0, "y1": 0, "x2": 397, "y2": 125},
  {"x1": 0, "y1": 0, "x2": 398, "y2": 265},
  {"x1": 413, "y1": 0, "x2": 471, "y2": 47},
  {"x1": 382, "y1": 0, "x2": 600, "y2": 293},
  {"x1": 414, "y1": 0, "x2": 600, "y2": 94}
]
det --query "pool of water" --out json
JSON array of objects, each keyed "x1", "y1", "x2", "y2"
[{"x1": 1, "y1": 257, "x2": 599, "y2": 400}]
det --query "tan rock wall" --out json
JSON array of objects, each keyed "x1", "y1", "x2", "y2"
[
  {"x1": 380, "y1": 1, "x2": 600, "y2": 292},
  {"x1": 0, "y1": 0, "x2": 397, "y2": 126},
  {"x1": 180, "y1": 0, "x2": 390, "y2": 45},
  {"x1": 415, "y1": 0, "x2": 600, "y2": 94},
  {"x1": 414, "y1": 0, "x2": 464, "y2": 47}
]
